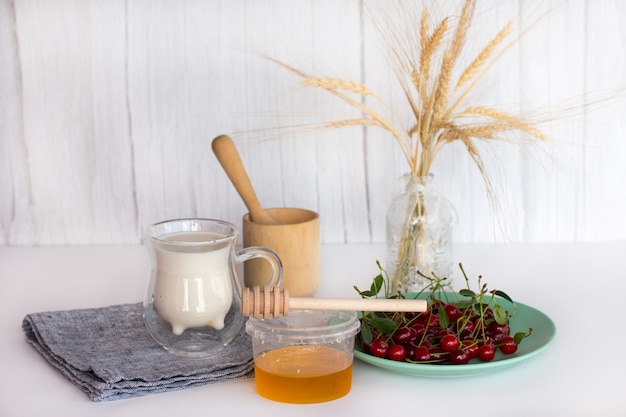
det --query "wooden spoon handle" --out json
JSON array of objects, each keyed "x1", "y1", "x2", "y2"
[
  {"x1": 241, "y1": 286, "x2": 428, "y2": 319},
  {"x1": 212, "y1": 135, "x2": 279, "y2": 224}
]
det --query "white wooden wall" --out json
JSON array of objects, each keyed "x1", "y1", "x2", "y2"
[{"x1": 1, "y1": 0, "x2": 625, "y2": 246}]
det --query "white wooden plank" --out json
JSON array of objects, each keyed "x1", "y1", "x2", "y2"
[
  {"x1": 307, "y1": 0, "x2": 368, "y2": 243},
  {"x1": 0, "y1": 0, "x2": 33, "y2": 245},
  {"x1": 87, "y1": 0, "x2": 136, "y2": 244},
  {"x1": 579, "y1": 0, "x2": 626, "y2": 240},
  {"x1": 13, "y1": 0, "x2": 133, "y2": 244}
]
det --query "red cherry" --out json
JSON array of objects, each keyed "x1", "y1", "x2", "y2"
[
  {"x1": 404, "y1": 342, "x2": 418, "y2": 360},
  {"x1": 437, "y1": 328, "x2": 455, "y2": 337},
  {"x1": 459, "y1": 327, "x2": 474, "y2": 341},
  {"x1": 387, "y1": 344, "x2": 407, "y2": 361},
  {"x1": 392, "y1": 326, "x2": 417, "y2": 345},
  {"x1": 444, "y1": 304, "x2": 462, "y2": 322},
  {"x1": 412, "y1": 345, "x2": 431, "y2": 362},
  {"x1": 499, "y1": 336, "x2": 518, "y2": 355},
  {"x1": 488, "y1": 323, "x2": 509, "y2": 343},
  {"x1": 423, "y1": 314, "x2": 440, "y2": 328},
  {"x1": 418, "y1": 339, "x2": 432, "y2": 349},
  {"x1": 478, "y1": 344, "x2": 496, "y2": 362},
  {"x1": 489, "y1": 321, "x2": 509, "y2": 334},
  {"x1": 480, "y1": 337, "x2": 495, "y2": 348},
  {"x1": 463, "y1": 341, "x2": 479, "y2": 359},
  {"x1": 410, "y1": 321, "x2": 426, "y2": 335},
  {"x1": 429, "y1": 346, "x2": 446, "y2": 360},
  {"x1": 449, "y1": 349, "x2": 470, "y2": 364},
  {"x1": 369, "y1": 338, "x2": 389, "y2": 358},
  {"x1": 440, "y1": 334, "x2": 459, "y2": 352}
]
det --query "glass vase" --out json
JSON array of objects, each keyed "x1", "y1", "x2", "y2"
[{"x1": 385, "y1": 174, "x2": 456, "y2": 294}]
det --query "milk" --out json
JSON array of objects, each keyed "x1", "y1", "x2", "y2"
[{"x1": 153, "y1": 232, "x2": 233, "y2": 335}]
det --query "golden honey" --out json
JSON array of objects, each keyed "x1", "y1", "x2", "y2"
[{"x1": 253, "y1": 345, "x2": 353, "y2": 403}]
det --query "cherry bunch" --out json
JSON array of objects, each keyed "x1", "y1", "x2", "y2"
[{"x1": 355, "y1": 263, "x2": 532, "y2": 365}]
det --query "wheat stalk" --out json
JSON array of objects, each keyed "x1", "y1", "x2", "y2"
[
  {"x1": 418, "y1": 15, "x2": 448, "y2": 93},
  {"x1": 325, "y1": 118, "x2": 384, "y2": 129},
  {"x1": 302, "y1": 78, "x2": 373, "y2": 96},
  {"x1": 456, "y1": 21, "x2": 513, "y2": 91},
  {"x1": 457, "y1": 107, "x2": 548, "y2": 140}
]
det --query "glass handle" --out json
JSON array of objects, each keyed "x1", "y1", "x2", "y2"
[{"x1": 236, "y1": 246, "x2": 284, "y2": 288}]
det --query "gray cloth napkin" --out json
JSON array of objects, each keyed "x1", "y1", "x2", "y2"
[{"x1": 22, "y1": 303, "x2": 254, "y2": 402}]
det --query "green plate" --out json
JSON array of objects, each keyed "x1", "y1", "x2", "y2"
[{"x1": 353, "y1": 293, "x2": 556, "y2": 377}]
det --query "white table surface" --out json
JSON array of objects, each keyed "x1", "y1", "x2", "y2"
[{"x1": 2, "y1": 242, "x2": 625, "y2": 416}]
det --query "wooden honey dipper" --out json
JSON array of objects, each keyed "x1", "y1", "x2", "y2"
[{"x1": 241, "y1": 286, "x2": 428, "y2": 319}]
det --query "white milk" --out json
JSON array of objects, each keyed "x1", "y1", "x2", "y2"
[{"x1": 153, "y1": 232, "x2": 233, "y2": 335}]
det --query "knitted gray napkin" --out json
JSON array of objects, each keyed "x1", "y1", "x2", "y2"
[{"x1": 22, "y1": 303, "x2": 254, "y2": 402}]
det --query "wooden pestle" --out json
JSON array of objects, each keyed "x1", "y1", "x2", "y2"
[
  {"x1": 211, "y1": 135, "x2": 281, "y2": 225},
  {"x1": 241, "y1": 286, "x2": 428, "y2": 319}
]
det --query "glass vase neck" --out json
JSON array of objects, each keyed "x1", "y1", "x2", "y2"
[{"x1": 405, "y1": 173, "x2": 433, "y2": 185}]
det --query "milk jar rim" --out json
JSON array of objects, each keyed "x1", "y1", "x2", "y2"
[{"x1": 148, "y1": 218, "x2": 238, "y2": 247}]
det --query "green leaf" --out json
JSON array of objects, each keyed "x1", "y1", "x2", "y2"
[
  {"x1": 438, "y1": 306, "x2": 450, "y2": 328},
  {"x1": 360, "y1": 322, "x2": 373, "y2": 345},
  {"x1": 513, "y1": 329, "x2": 533, "y2": 345},
  {"x1": 493, "y1": 304, "x2": 507, "y2": 324},
  {"x1": 357, "y1": 289, "x2": 376, "y2": 297},
  {"x1": 366, "y1": 316, "x2": 398, "y2": 334},
  {"x1": 459, "y1": 289, "x2": 475, "y2": 298},
  {"x1": 361, "y1": 311, "x2": 375, "y2": 320},
  {"x1": 493, "y1": 290, "x2": 513, "y2": 303},
  {"x1": 455, "y1": 301, "x2": 474, "y2": 309},
  {"x1": 474, "y1": 302, "x2": 491, "y2": 312},
  {"x1": 370, "y1": 274, "x2": 384, "y2": 296}
]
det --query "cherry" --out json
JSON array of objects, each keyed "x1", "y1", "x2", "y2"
[
  {"x1": 387, "y1": 344, "x2": 407, "y2": 361},
  {"x1": 449, "y1": 349, "x2": 470, "y2": 364},
  {"x1": 410, "y1": 322, "x2": 426, "y2": 335},
  {"x1": 392, "y1": 326, "x2": 417, "y2": 345},
  {"x1": 422, "y1": 331, "x2": 436, "y2": 345},
  {"x1": 437, "y1": 328, "x2": 455, "y2": 337},
  {"x1": 418, "y1": 339, "x2": 432, "y2": 349},
  {"x1": 489, "y1": 321, "x2": 509, "y2": 334},
  {"x1": 462, "y1": 319, "x2": 475, "y2": 332},
  {"x1": 462, "y1": 341, "x2": 479, "y2": 359},
  {"x1": 499, "y1": 336, "x2": 518, "y2": 355},
  {"x1": 429, "y1": 346, "x2": 446, "y2": 360},
  {"x1": 412, "y1": 345, "x2": 431, "y2": 362},
  {"x1": 369, "y1": 338, "x2": 389, "y2": 358},
  {"x1": 417, "y1": 308, "x2": 432, "y2": 320},
  {"x1": 440, "y1": 334, "x2": 459, "y2": 352},
  {"x1": 480, "y1": 337, "x2": 495, "y2": 348},
  {"x1": 478, "y1": 344, "x2": 496, "y2": 362},
  {"x1": 404, "y1": 342, "x2": 418, "y2": 360},
  {"x1": 490, "y1": 328, "x2": 507, "y2": 343},
  {"x1": 423, "y1": 314, "x2": 440, "y2": 328},
  {"x1": 459, "y1": 327, "x2": 474, "y2": 341},
  {"x1": 444, "y1": 304, "x2": 462, "y2": 322}
]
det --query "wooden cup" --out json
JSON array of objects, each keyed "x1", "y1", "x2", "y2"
[{"x1": 243, "y1": 208, "x2": 320, "y2": 297}]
